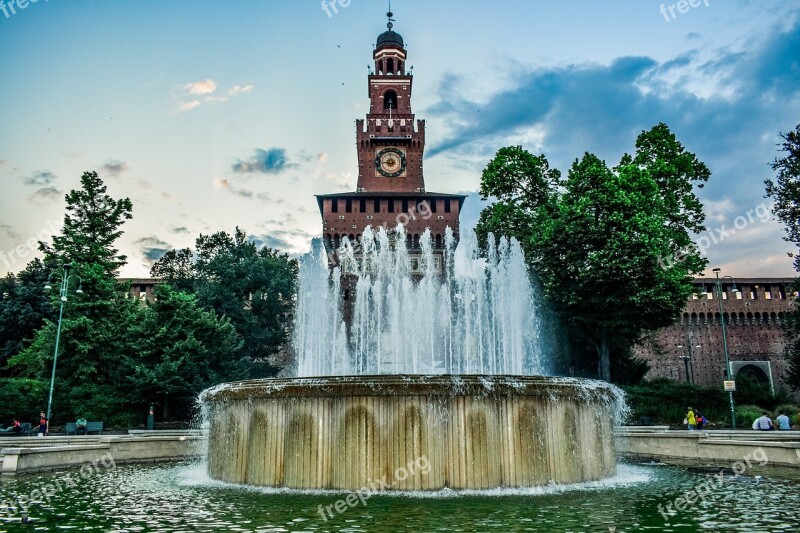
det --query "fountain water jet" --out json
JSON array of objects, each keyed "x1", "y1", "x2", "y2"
[{"x1": 202, "y1": 226, "x2": 624, "y2": 490}]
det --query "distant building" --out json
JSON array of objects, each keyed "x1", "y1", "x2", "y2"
[
  {"x1": 120, "y1": 278, "x2": 160, "y2": 302},
  {"x1": 634, "y1": 277, "x2": 798, "y2": 398}
]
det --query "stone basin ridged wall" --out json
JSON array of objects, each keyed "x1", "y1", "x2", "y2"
[{"x1": 202, "y1": 375, "x2": 618, "y2": 490}]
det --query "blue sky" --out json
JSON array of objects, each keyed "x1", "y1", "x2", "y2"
[{"x1": 0, "y1": 0, "x2": 798, "y2": 277}]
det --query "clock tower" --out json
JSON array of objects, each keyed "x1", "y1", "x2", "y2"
[{"x1": 316, "y1": 12, "x2": 465, "y2": 258}]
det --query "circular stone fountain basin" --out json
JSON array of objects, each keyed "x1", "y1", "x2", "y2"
[{"x1": 202, "y1": 375, "x2": 619, "y2": 490}]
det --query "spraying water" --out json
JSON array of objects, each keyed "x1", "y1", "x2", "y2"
[{"x1": 293, "y1": 225, "x2": 544, "y2": 376}]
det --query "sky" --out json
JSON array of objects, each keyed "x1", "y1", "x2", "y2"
[{"x1": 0, "y1": 0, "x2": 798, "y2": 278}]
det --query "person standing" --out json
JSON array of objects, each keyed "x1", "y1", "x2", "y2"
[
  {"x1": 695, "y1": 410, "x2": 706, "y2": 429},
  {"x1": 33, "y1": 411, "x2": 48, "y2": 436},
  {"x1": 775, "y1": 410, "x2": 791, "y2": 431},
  {"x1": 686, "y1": 407, "x2": 696, "y2": 430}
]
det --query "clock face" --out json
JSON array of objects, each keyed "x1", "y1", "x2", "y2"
[{"x1": 375, "y1": 148, "x2": 407, "y2": 178}]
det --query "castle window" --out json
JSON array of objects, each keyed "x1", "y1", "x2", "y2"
[
  {"x1": 402, "y1": 199, "x2": 409, "y2": 213},
  {"x1": 346, "y1": 199, "x2": 352, "y2": 213},
  {"x1": 331, "y1": 199, "x2": 339, "y2": 213},
  {"x1": 374, "y1": 199, "x2": 381, "y2": 212},
  {"x1": 430, "y1": 200, "x2": 437, "y2": 213},
  {"x1": 388, "y1": 199, "x2": 395, "y2": 213},
  {"x1": 360, "y1": 198, "x2": 367, "y2": 212},
  {"x1": 445, "y1": 199, "x2": 451, "y2": 213},
  {"x1": 387, "y1": 58, "x2": 395, "y2": 74},
  {"x1": 764, "y1": 286, "x2": 772, "y2": 300},
  {"x1": 384, "y1": 90, "x2": 398, "y2": 110}
]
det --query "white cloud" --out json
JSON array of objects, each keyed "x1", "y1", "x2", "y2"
[
  {"x1": 228, "y1": 84, "x2": 254, "y2": 96},
  {"x1": 182, "y1": 79, "x2": 217, "y2": 95},
  {"x1": 178, "y1": 100, "x2": 202, "y2": 112},
  {"x1": 174, "y1": 80, "x2": 255, "y2": 112}
]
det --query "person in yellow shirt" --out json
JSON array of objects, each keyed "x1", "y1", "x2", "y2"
[{"x1": 686, "y1": 407, "x2": 696, "y2": 430}]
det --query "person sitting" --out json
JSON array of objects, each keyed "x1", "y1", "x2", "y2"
[
  {"x1": 775, "y1": 410, "x2": 791, "y2": 431},
  {"x1": 752, "y1": 412, "x2": 774, "y2": 431},
  {"x1": 76, "y1": 416, "x2": 88, "y2": 435},
  {"x1": 1, "y1": 419, "x2": 22, "y2": 436}
]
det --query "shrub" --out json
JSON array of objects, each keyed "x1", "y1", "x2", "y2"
[
  {"x1": 735, "y1": 404, "x2": 763, "y2": 429},
  {"x1": 774, "y1": 403, "x2": 799, "y2": 417},
  {"x1": 621, "y1": 378, "x2": 791, "y2": 428}
]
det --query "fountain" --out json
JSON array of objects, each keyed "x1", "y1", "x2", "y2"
[{"x1": 201, "y1": 226, "x2": 623, "y2": 490}]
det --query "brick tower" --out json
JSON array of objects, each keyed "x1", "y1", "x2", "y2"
[{"x1": 316, "y1": 12, "x2": 466, "y2": 266}]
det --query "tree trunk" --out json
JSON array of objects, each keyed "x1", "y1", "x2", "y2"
[
  {"x1": 597, "y1": 326, "x2": 611, "y2": 381},
  {"x1": 162, "y1": 393, "x2": 170, "y2": 419}
]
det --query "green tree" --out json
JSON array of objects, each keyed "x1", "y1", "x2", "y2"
[
  {"x1": 0, "y1": 259, "x2": 54, "y2": 369},
  {"x1": 476, "y1": 124, "x2": 708, "y2": 382},
  {"x1": 475, "y1": 146, "x2": 560, "y2": 261},
  {"x1": 8, "y1": 171, "x2": 139, "y2": 424},
  {"x1": 151, "y1": 228, "x2": 298, "y2": 375},
  {"x1": 765, "y1": 124, "x2": 800, "y2": 389},
  {"x1": 124, "y1": 285, "x2": 243, "y2": 417}
]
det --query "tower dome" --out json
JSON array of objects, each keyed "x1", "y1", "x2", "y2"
[
  {"x1": 376, "y1": 10, "x2": 404, "y2": 49},
  {"x1": 377, "y1": 29, "x2": 404, "y2": 48}
]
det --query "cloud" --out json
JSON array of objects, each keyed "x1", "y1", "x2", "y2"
[
  {"x1": 101, "y1": 160, "x2": 130, "y2": 178},
  {"x1": 23, "y1": 170, "x2": 56, "y2": 186},
  {"x1": 232, "y1": 148, "x2": 293, "y2": 174},
  {"x1": 169, "y1": 226, "x2": 190, "y2": 235},
  {"x1": 228, "y1": 84, "x2": 254, "y2": 96},
  {"x1": 182, "y1": 79, "x2": 217, "y2": 95},
  {"x1": 212, "y1": 177, "x2": 253, "y2": 198},
  {"x1": 27, "y1": 187, "x2": 62, "y2": 204},
  {"x1": 249, "y1": 228, "x2": 316, "y2": 254},
  {"x1": 134, "y1": 236, "x2": 173, "y2": 262},
  {"x1": 174, "y1": 79, "x2": 255, "y2": 112},
  {"x1": 0, "y1": 224, "x2": 20, "y2": 239},
  {"x1": 178, "y1": 100, "x2": 202, "y2": 112},
  {"x1": 423, "y1": 15, "x2": 800, "y2": 275}
]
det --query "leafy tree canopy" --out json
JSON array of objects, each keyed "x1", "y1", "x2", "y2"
[{"x1": 476, "y1": 123, "x2": 709, "y2": 381}]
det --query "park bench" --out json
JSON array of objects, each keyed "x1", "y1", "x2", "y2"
[{"x1": 85, "y1": 421, "x2": 103, "y2": 435}]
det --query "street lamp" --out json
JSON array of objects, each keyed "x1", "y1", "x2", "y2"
[
  {"x1": 676, "y1": 334, "x2": 700, "y2": 384},
  {"x1": 712, "y1": 267, "x2": 737, "y2": 428},
  {"x1": 44, "y1": 263, "x2": 83, "y2": 428}
]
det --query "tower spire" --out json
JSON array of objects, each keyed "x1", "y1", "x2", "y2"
[{"x1": 387, "y1": 2, "x2": 394, "y2": 31}]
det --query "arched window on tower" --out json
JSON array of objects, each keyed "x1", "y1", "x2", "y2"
[
  {"x1": 384, "y1": 90, "x2": 398, "y2": 110},
  {"x1": 387, "y1": 58, "x2": 395, "y2": 74}
]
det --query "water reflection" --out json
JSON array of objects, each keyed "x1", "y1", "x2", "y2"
[{"x1": 0, "y1": 462, "x2": 798, "y2": 532}]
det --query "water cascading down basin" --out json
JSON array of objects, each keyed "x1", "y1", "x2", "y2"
[{"x1": 202, "y1": 374, "x2": 619, "y2": 490}]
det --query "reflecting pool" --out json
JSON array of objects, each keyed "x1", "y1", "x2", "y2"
[{"x1": 0, "y1": 461, "x2": 798, "y2": 532}]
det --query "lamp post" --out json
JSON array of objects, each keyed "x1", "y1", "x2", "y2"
[
  {"x1": 712, "y1": 268, "x2": 737, "y2": 428},
  {"x1": 676, "y1": 334, "x2": 700, "y2": 384},
  {"x1": 44, "y1": 263, "x2": 83, "y2": 427}
]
